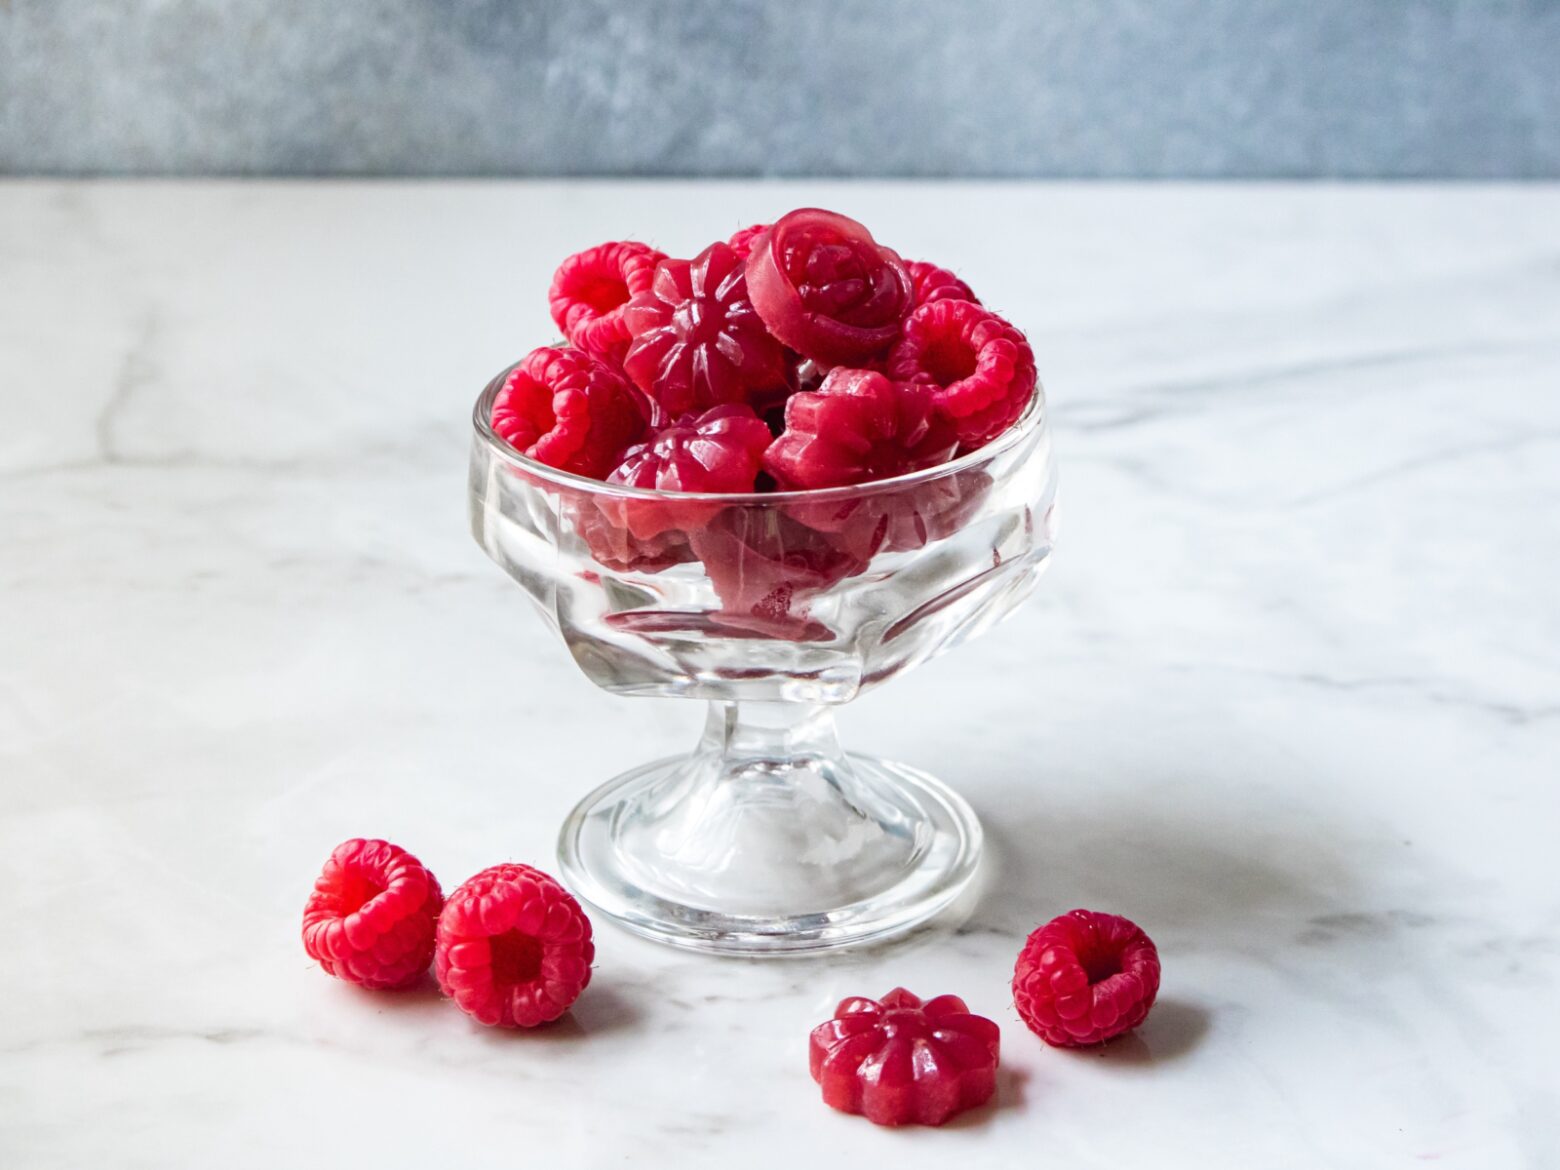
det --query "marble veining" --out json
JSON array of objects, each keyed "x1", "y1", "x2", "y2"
[{"x1": 1, "y1": 181, "x2": 1557, "y2": 1168}]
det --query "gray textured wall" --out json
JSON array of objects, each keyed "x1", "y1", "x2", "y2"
[{"x1": 3, "y1": 0, "x2": 1558, "y2": 178}]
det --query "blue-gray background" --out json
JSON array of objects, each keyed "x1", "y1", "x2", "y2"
[{"x1": 3, "y1": 0, "x2": 1557, "y2": 178}]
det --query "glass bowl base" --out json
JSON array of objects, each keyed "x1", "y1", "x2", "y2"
[{"x1": 556, "y1": 751, "x2": 983, "y2": 956}]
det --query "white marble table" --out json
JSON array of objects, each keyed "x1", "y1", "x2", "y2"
[{"x1": 2, "y1": 181, "x2": 1557, "y2": 1168}]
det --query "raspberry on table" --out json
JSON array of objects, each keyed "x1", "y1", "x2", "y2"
[
  {"x1": 764, "y1": 367, "x2": 957, "y2": 490},
  {"x1": 1012, "y1": 909, "x2": 1161, "y2": 1047},
  {"x1": 301, "y1": 838, "x2": 443, "y2": 990},
  {"x1": 726, "y1": 222, "x2": 772, "y2": 260},
  {"x1": 491, "y1": 346, "x2": 650, "y2": 479},
  {"x1": 623, "y1": 241, "x2": 789, "y2": 416},
  {"x1": 435, "y1": 863, "x2": 594, "y2": 1028},
  {"x1": 905, "y1": 259, "x2": 980, "y2": 307},
  {"x1": 886, "y1": 298, "x2": 1037, "y2": 448},
  {"x1": 809, "y1": 988, "x2": 1001, "y2": 1126},
  {"x1": 745, "y1": 207, "x2": 914, "y2": 367},
  {"x1": 548, "y1": 241, "x2": 666, "y2": 364}
]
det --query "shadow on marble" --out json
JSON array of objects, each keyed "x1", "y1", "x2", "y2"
[
  {"x1": 1065, "y1": 998, "x2": 1211, "y2": 1067},
  {"x1": 455, "y1": 980, "x2": 643, "y2": 1046},
  {"x1": 975, "y1": 789, "x2": 1363, "y2": 944},
  {"x1": 941, "y1": 1064, "x2": 1029, "y2": 1129}
]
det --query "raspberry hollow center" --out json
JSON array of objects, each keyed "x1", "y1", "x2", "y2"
[
  {"x1": 340, "y1": 872, "x2": 386, "y2": 914},
  {"x1": 922, "y1": 336, "x2": 978, "y2": 384},
  {"x1": 489, "y1": 930, "x2": 544, "y2": 986},
  {"x1": 574, "y1": 275, "x2": 630, "y2": 315},
  {"x1": 1081, "y1": 949, "x2": 1123, "y2": 984}
]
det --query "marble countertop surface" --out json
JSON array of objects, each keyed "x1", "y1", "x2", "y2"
[{"x1": 2, "y1": 181, "x2": 1557, "y2": 1168}]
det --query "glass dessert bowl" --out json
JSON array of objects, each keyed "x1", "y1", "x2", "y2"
[{"x1": 470, "y1": 368, "x2": 1058, "y2": 954}]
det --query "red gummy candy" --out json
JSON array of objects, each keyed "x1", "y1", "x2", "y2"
[
  {"x1": 597, "y1": 404, "x2": 773, "y2": 549},
  {"x1": 611, "y1": 403, "x2": 772, "y2": 497},
  {"x1": 746, "y1": 207, "x2": 914, "y2": 367},
  {"x1": 785, "y1": 465, "x2": 994, "y2": 561},
  {"x1": 623, "y1": 242, "x2": 788, "y2": 416},
  {"x1": 548, "y1": 241, "x2": 666, "y2": 363},
  {"x1": 491, "y1": 346, "x2": 650, "y2": 480},
  {"x1": 906, "y1": 259, "x2": 980, "y2": 307},
  {"x1": 435, "y1": 863, "x2": 594, "y2": 1028},
  {"x1": 809, "y1": 988, "x2": 1001, "y2": 1127},
  {"x1": 764, "y1": 367, "x2": 957, "y2": 490},
  {"x1": 565, "y1": 488, "x2": 696, "y2": 573},
  {"x1": 1012, "y1": 909, "x2": 1161, "y2": 1047},
  {"x1": 726, "y1": 222, "x2": 772, "y2": 260},
  {"x1": 302, "y1": 838, "x2": 443, "y2": 990},
  {"x1": 688, "y1": 507, "x2": 867, "y2": 640},
  {"x1": 886, "y1": 299, "x2": 1037, "y2": 448}
]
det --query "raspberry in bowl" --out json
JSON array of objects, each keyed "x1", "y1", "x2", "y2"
[{"x1": 469, "y1": 209, "x2": 1058, "y2": 955}]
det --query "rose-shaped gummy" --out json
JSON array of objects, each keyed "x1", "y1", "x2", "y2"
[
  {"x1": 599, "y1": 404, "x2": 773, "y2": 543},
  {"x1": 886, "y1": 299, "x2": 1037, "y2": 448},
  {"x1": 623, "y1": 242, "x2": 788, "y2": 416},
  {"x1": 548, "y1": 241, "x2": 666, "y2": 363},
  {"x1": 809, "y1": 988, "x2": 1000, "y2": 1127},
  {"x1": 765, "y1": 367, "x2": 957, "y2": 491},
  {"x1": 746, "y1": 207, "x2": 914, "y2": 367},
  {"x1": 906, "y1": 259, "x2": 980, "y2": 307},
  {"x1": 491, "y1": 346, "x2": 650, "y2": 479}
]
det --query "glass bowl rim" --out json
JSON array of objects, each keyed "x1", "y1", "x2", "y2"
[{"x1": 471, "y1": 363, "x2": 1046, "y2": 504}]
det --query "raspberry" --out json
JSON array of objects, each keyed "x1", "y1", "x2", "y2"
[
  {"x1": 491, "y1": 346, "x2": 650, "y2": 480},
  {"x1": 726, "y1": 222, "x2": 772, "y2": 260},
  {"x1": 886, "y1": 299, "x2": 1037, "y2": 448},
  {"x1": 548, "y1": 241, "x2": 666, "y2": 363},
  {"x1": 809, "y1": 988, "x2": 1000, "y2": 1127},
  {"x1": 1012, "y1": 909, "x2": 1161, "y2": 1047},
  {"x1": 764, "y1": 367, "x2": 957, "y2": 490},
  {"x1": 746, "y1": 207, "x2": 914, "y2": 366},
  {"x1": 435, "y1": 863, "x2": 594, "y2": 1028},
  {"x1": 623, "y1": 242, "x2": 789, "y2": 416},
  {"x1": 301, "y1": 838, "x2": 443, "y2": 990},
  {"x1": 906, "y1": 259, "x2": 980, "y2": 307},
  {"x1": 688, "y1": 507, "x2": 867, "y2": 640}
]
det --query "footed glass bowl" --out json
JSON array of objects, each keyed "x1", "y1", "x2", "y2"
[{"x1": 469, "y1": 367, "x2": 1058, "y2": 954}]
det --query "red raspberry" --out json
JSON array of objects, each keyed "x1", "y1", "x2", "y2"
[
  {"x1": 906, "y1": 259, "x2": 980, "y2": 307},
  {"x1": 435, "y1": 863, "x2": 594, "y2": 1028},
  {"x1": 726, "y1": 222, "x2": 772, "y2": 260},
  {"x1": 548, "y1": 241, "x2": 666, "y2": 363},
  {"x1": 623, "y1": 242, "x2": 789, "y2": 416},
  {"x1": 746, "y1": 207, "x2": 914, "y2": 367},
  {"x1": 301, "y1": 838, "x2": 443, "y2": 990},
  {"x1": 764, "y1": 367, "x2": 957, "y2": 490},
  {"x1": 809, "y1": 988, "x2": 1000, "y2": 1127},
  {"x1": 491, "y1": 346, "x2": 650, "y2": 480},
  {"x1": 886, "y1": 299, "x2": 1037, "y2": 448},
  {"x1": 1012, "y1": 909, "x2": 1161, "y2": 1047}
]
